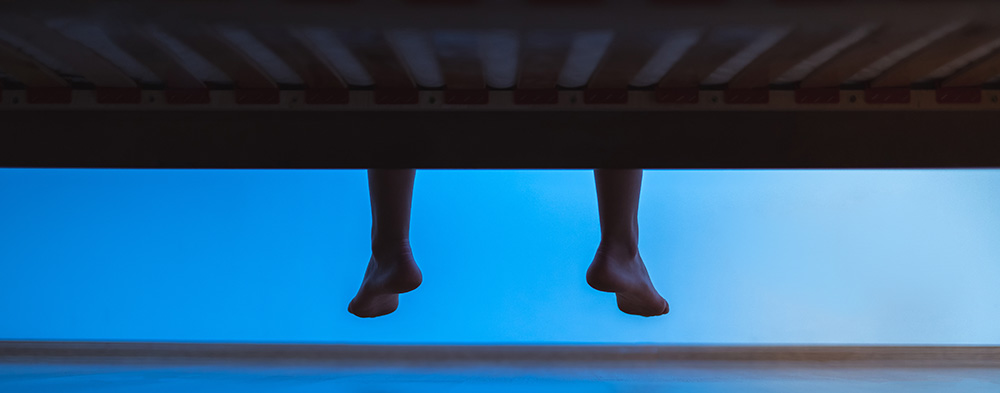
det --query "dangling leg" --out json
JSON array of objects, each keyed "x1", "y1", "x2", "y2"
[
  {"x1": 587, "y1": 169, "x2": 669, "y2": 317},
  {"x1": 349, "y1": 169, "x2": 423, "y2": 318}
]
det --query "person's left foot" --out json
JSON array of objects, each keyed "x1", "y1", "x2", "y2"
[
  {"x1": 586, "y1": 246, "x2": 669, "y2": 317},
  {"x1": 348, "y1": 247, "x2": 422, "y2": 318}
]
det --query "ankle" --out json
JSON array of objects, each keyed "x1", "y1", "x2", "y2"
[
  {"x1": 596, "y1": 241, "x2": 639, "y2": 260},
  {"x1": 372, "y1": 238, "x2": 412, "y2": 260}
]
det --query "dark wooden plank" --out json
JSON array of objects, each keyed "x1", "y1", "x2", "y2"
[{"x1": 2, "y1": 110, "x2": 1000, "y2": 169}]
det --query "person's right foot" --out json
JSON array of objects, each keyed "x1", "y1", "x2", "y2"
[
  {"x1": 586, "y1": 246, "x2": 669, "y2": 317},
  {"x1": 348, "y1": 247, "x2": 422, "y2": 318}
]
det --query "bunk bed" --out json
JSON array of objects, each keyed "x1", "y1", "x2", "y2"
[{"x1": 1, "y1": 0, "x2": 999, "y2": 168}]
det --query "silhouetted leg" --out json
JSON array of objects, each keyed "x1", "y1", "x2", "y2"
[
  {"x1": 349, "y1": 169, "x2": 423, "y2": 318},
  {"x1": 586, "y1": 169, "x2": 669, "y2": 317}
]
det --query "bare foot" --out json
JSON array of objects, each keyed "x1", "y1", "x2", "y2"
[
  {"x1": 348, "y1": 247, "x2": 422, "y2": 318},
  {"x1": 586, "y1": 246, "x2": 669, "y2": 317}
]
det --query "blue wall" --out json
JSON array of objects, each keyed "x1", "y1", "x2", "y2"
[{"x1": 1, "y1": 169, "x2": 998, "y2": 344}]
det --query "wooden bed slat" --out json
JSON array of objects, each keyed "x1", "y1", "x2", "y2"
[
  {"x1": 657, "y1": 29, "x2": 757, "y2": 88},
  {"x1": 941, "y1": 50, "x2": 1000, "y2": 87},
  {"x1": 104, "y1": 24, "x2": 209, "y2": 104},
  {"x1": 798, "y1": 25, "x2": 932, "y2": 88},
  {"x1": 871, "y1": 25, "x2": 1000, "y2": 88},
  {"x1": 0, "y1": 40, "x2": 68, "y2": 88},
  {"x1": 163, "y1": 24, "x2": 279, "y2": 104},
  {"x1": 338, "y1": 30, "x2": 417, "y2": 104},
  {"x1": 516, "y1": 31, "x2": 574, "y2": 104},
  {"x1": 432, "y1": 31, "x2": 487, "y2": 104},
  {"x1": 655, "y1": 28, "x2": 756, "y2": 103},
  {"x1": 727, "y1": 26, "x2": 851, "y2": 89},
  {"x1": 585, "y1": 32, "x2": 663, "y2": 103},
  {"x1": 251, "y1": 27, "x2": 348, "y2": 104},
  {"x1": 0, "y1": 15, "x2": 136, "y2": 90},
  {"x1": 0, "y1": 39, "x2": 72, "y2": 103}
]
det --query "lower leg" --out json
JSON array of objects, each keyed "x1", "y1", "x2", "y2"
[
  {"x1": 587, "y1": 169, "x2": 668, "y2": 317},
  {"x1": 349, "y1": 169, "x2": 423, "y2": 318}
]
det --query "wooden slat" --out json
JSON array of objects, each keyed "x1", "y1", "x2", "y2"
[
  {"x1": 941, "y1": 50, "x2": 1000, "y2": 87},
  {"x1": 656, "y1": 28, "x2": 757, "y2": 88},
  {"x1": 338, "y1": 30, "x2": 416, "y2": 104},
  {"x1": 586, "y1": 32, "x2": 663, "y2": 89},
  {"x1": 0, "y1": 40, "x2": 68, "y2": 88},
  {"x1": 432, "y1": 31, "x2": 487, "y2": 104},
  {"x1": 103, "y1": 24, "x2": 205, "y2": 90},
  {"x1": 338, "y1": 30, "x2": 414, "y2": 88},
  {"x1": 432, "y1": 32, "x2": 484, "y2": 90},
  {"x1": 162, "y1": 25, "x2": 277, "y2": 90},
  {"x1": 799, "y1": 25, "x2": 938, "y2": 88},
  {"x1": 517, "y1": 31, "x2": 574, "y2": 89},
  {"x1": 0, "y1": 15, "x2": 136, "y2": 88},
  {"x1": 160, "y1": 24, "x2": 278, "y2": 104},
  {"x1": 727, "y1": 26, "x2": 851, "y2": 89},
  {"x1": 871, "y1": 25, "x2": 1000, "y2": 88},
  {"x1": 251, "y1": 27, "x2": 346, "y2": 89}
]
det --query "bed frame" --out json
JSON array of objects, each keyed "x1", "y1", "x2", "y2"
[{"x1": 2, "y1": 0, "x2": 1000, "y2": 168}]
